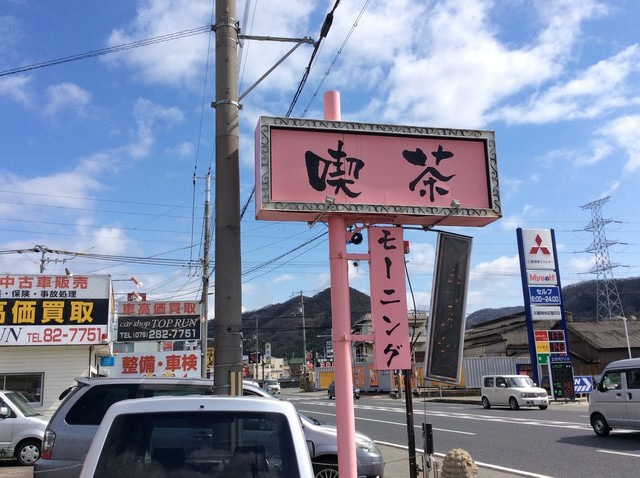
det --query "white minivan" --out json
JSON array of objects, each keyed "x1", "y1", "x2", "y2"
[
  {"x1": 589, "y1": 358, "x2": 640, "y2": 437},
  {"x1": 481, "y1": 374, "x2": 549, "y2": 410}
]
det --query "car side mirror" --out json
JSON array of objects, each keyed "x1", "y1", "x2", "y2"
[
  {"x1": 0, "y1": 406, "x2": 9, "y2": 418},
  {"x1": 306, "y1": 440, "x2": 316, "y2": 459}
]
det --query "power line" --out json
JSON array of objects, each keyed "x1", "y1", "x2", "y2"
[
  {"x1": 0, "y1": 26, "x2": 210, "y2": 78},
  {"x1": 301, "y1": 0, "x2": 371, "y2": 117},
  {"x1": 286, "y1": 0, "x2": 341, "y2": 117}
]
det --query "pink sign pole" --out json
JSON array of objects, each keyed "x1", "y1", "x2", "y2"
[{"x1": 325, "y1": 90, "x2": 358, "y2": 478}]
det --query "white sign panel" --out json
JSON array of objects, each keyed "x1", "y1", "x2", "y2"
[
  {"x1": 521, "y1": 229, "x2": 556, "y2": 270},
  {"x1": 527, "y1": 270, "x2": 558, "y2": 285},
  {"x1": 531, "y1": 305, "x2": 562, "y2": 321},
  {"x1": 107, "y1": 350, "x2": 201, "y2": 378}
]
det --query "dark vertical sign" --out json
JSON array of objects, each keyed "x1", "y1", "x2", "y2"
[{"x1": 425, "y1": 232, "x2": 472, "y2": 383}]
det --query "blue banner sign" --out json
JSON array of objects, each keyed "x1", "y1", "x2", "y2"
[{"x1": 529, "y1": 286, "x2": 561, "y2": 305}]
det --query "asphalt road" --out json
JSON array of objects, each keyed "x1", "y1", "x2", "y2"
[{"x1": 286, "y1": 390, "x2": 640, "y2": 478}]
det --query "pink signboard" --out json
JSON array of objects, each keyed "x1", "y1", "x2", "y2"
[
  {"x1": 369, "y1": 226, "x2": 411, "y2": 370},
  {"x1": 255, "y1": 116, "x2": 500, "y2": 226}
]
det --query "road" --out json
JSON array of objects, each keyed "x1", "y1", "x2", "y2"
[{"x1": 285, "y1": 390, "x2": 640, "y2": 478}]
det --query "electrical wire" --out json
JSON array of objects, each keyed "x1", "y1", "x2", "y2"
[
  {"x1": 0, "y1": 26, "x2": 210, "y2": 78},
  {"x1": 286, "y1": 0, "x2": 341, "y2": 117},
  {"x1": 301, "y1": 0, "x2": 372, "y2": 117}
]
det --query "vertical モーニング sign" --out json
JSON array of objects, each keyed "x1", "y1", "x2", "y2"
[{"x1": 369, "y1": 226, "x2": 411, "y2": 370}]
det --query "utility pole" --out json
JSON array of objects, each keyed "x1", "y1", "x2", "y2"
[
  {"x1": 199, "y1": 171, "x2": 211, "y2": 377},
  {"x1": 213, "y1": 0, "x2": 242, "y2": 394},
  {"x1": 299, "y1": 291, "x2": 307, "y2": 390}
]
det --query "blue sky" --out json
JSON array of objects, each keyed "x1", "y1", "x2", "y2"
[{"x1": 1, "y1": 0, "x2": 639, "y2": 317}]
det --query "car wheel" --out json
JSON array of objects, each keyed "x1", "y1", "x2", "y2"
[
  {"x1": 539, "y1": 405, "x2": 548, "y2": 410},
  {"x1": 15, "y1": 439, "x2": 41, "y2": 465},
  {"x1": 481, "y1": 396, "x2": 491, "y2": 409},
  {"x1": 314, "y1": 463, "x2": 339, "y2": 478},
  {"x1": 591, "y1": 413, "x2": 611, "y2": 437},
  {"x1": 509, "y1": 397, "x2": 520, "y2": 410},
  {"x1": 354, "y1": 393, "x2": 360, "y2": 400}
]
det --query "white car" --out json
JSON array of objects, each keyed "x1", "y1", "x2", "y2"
[
  {"x1": 79, "y1": 396, "x2": 314, "y2": 478},
  {"x1": 0, "y1": 390, "x2": 48, "y2": 465},
  {"x1": 481, "y1": 374, "x2": 549, "y2": 410},
  {"x1": 263, "y1": 378, "x2": 281, "y2": 394}
]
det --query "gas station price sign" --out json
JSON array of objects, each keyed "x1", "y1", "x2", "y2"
[{"x1": 550, "y1": 360, "x2": 575, "y2": 400}]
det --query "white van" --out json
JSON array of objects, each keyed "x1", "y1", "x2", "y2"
[
  {"x1": 481, "y1": 374, "x2": 549, "y2": 410},
  {"x1": 589, "y1": 358, "x2": 640, "y2": 437}
]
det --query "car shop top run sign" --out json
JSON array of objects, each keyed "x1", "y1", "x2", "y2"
[{"x1": 255, "y1": 116, "x2": 501, "y2": 226}]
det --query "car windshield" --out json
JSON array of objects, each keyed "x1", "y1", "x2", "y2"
[
  {"x1": 93, "y1": 410, "x2": 299, "y2": 478},
  {"x1": 507, "y1": 376, "x2": 534, "y2": 388},
  {"x1": 4, "y1": 391, "x2": 39, "y2": 416}
]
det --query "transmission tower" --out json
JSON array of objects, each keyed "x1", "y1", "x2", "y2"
[{"x1": 581, "y1": 196, "x2": 625, "y2": 321}]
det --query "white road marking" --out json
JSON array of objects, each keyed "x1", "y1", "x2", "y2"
[
  {"x1": 597, "y1": 449, "x2": 640, "y2": 458},
  {"x1": 375, "y1": 441, "x2": 555, "y2": 478}
]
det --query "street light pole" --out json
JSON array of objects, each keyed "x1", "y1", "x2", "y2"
[{"x1": 622, "y1": 316, "x2": 632, "y2": 358}]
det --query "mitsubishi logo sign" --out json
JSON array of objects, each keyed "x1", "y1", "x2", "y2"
[
  {"x1": 529, "y1": 234, "x2": 551, "y2": 255},
  {"x1": 521, "y1": 229, "x2": 556, "y2": 270}
]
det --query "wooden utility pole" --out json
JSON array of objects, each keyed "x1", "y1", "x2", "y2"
[{"x1": 200, "y1": 171, "x2": 211, "y2": 377}]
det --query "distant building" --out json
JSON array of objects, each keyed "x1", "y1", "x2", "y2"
[{"x1": 464, "y1": 311, "x2": 640, "y2": 377}]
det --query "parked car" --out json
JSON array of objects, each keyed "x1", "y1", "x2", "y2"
[
  {"x1": 263, "y1": 378, "x2": 281, "y2": 394},
  {"x1": 481, "y1": 374, "x2": 549, "y2": 410},
  {"x1": 78, "y1": 395, "x2": 314, "y2": 478},
  {"x1": 38, "y1": 376, "x2": 383, "y2": 478},
  {"x1": 299, "y1": 413, "x2": 383, "y2": 478},
  {"x1": 327, "y1": 381, "x2": 361, "y2": 400},
  {"x1": 246, "y1": 381, "x2": 384, "y2": 478},
  {"x1": 0, "y1": 390, "x2": 48, "y2": 465},
  {"x1": 589, "y1": 358, "x2": 640, "y2": 437},
  {"x1": 36, "y1": 376, "x2": 216, "y2": 478}
]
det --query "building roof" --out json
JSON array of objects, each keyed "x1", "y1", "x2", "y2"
[{"x1": 566, "y1": 319, "x2": 640, "y2": 349}]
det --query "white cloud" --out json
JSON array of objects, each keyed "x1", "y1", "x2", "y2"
[
  {"x1": 44, "y1": 82, "x2": 91, "y2": 116},
  {"x1": 498, "y1": 45, "x2": 640, "y2": 124},
  {"x1": 362, "y1": 0, "x2": 607, "y2": 128},
  {"x1": 0, "y1": 75, "x2": 32, "y2": 106},
  {"x1": 467, "y1": 254, "x2": 522, "y2": 311},
  {"x1": 599, "y1": 115, "x2": 640, "y2": 172},
  {"x1": 127, "y1": 98, "x2": 184, "y2": 158},
  {"x1": 105, "y1": 0, "x2": 212, "y2": 88},
  {"x1": 167, "y1": 141, "x2": 195, "y2": 159}
]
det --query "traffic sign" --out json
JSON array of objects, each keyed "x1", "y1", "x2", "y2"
[{"x1": 574, "y1": 375, "x2": 593, "y2": 393}]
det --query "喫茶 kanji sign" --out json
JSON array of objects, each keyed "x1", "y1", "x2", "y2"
[{"x1": 255, "y1": 116, "x2": 500, "y2": 227}]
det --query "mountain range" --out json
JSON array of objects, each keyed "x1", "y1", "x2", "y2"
[{"x1": 231, "y1": 277, "x2": 640, "y2": 360}]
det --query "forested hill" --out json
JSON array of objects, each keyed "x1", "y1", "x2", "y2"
[
  {"x1": 466, "y1": 277, "x2": 640, "y2": 327},
  {"x1": 240, "y1": 288, "x2": 371, "y2": 360},
  {"x1": 236, "y1": 277, "x2": 640, "y2": 358}
]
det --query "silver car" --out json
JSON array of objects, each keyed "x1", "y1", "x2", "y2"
[
  {"x1": 263, "y1": 378, "x2": 281, "y2": 394},
  {"x1": 0, "y1": 390, "x2": 48, "y2": 465}
]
